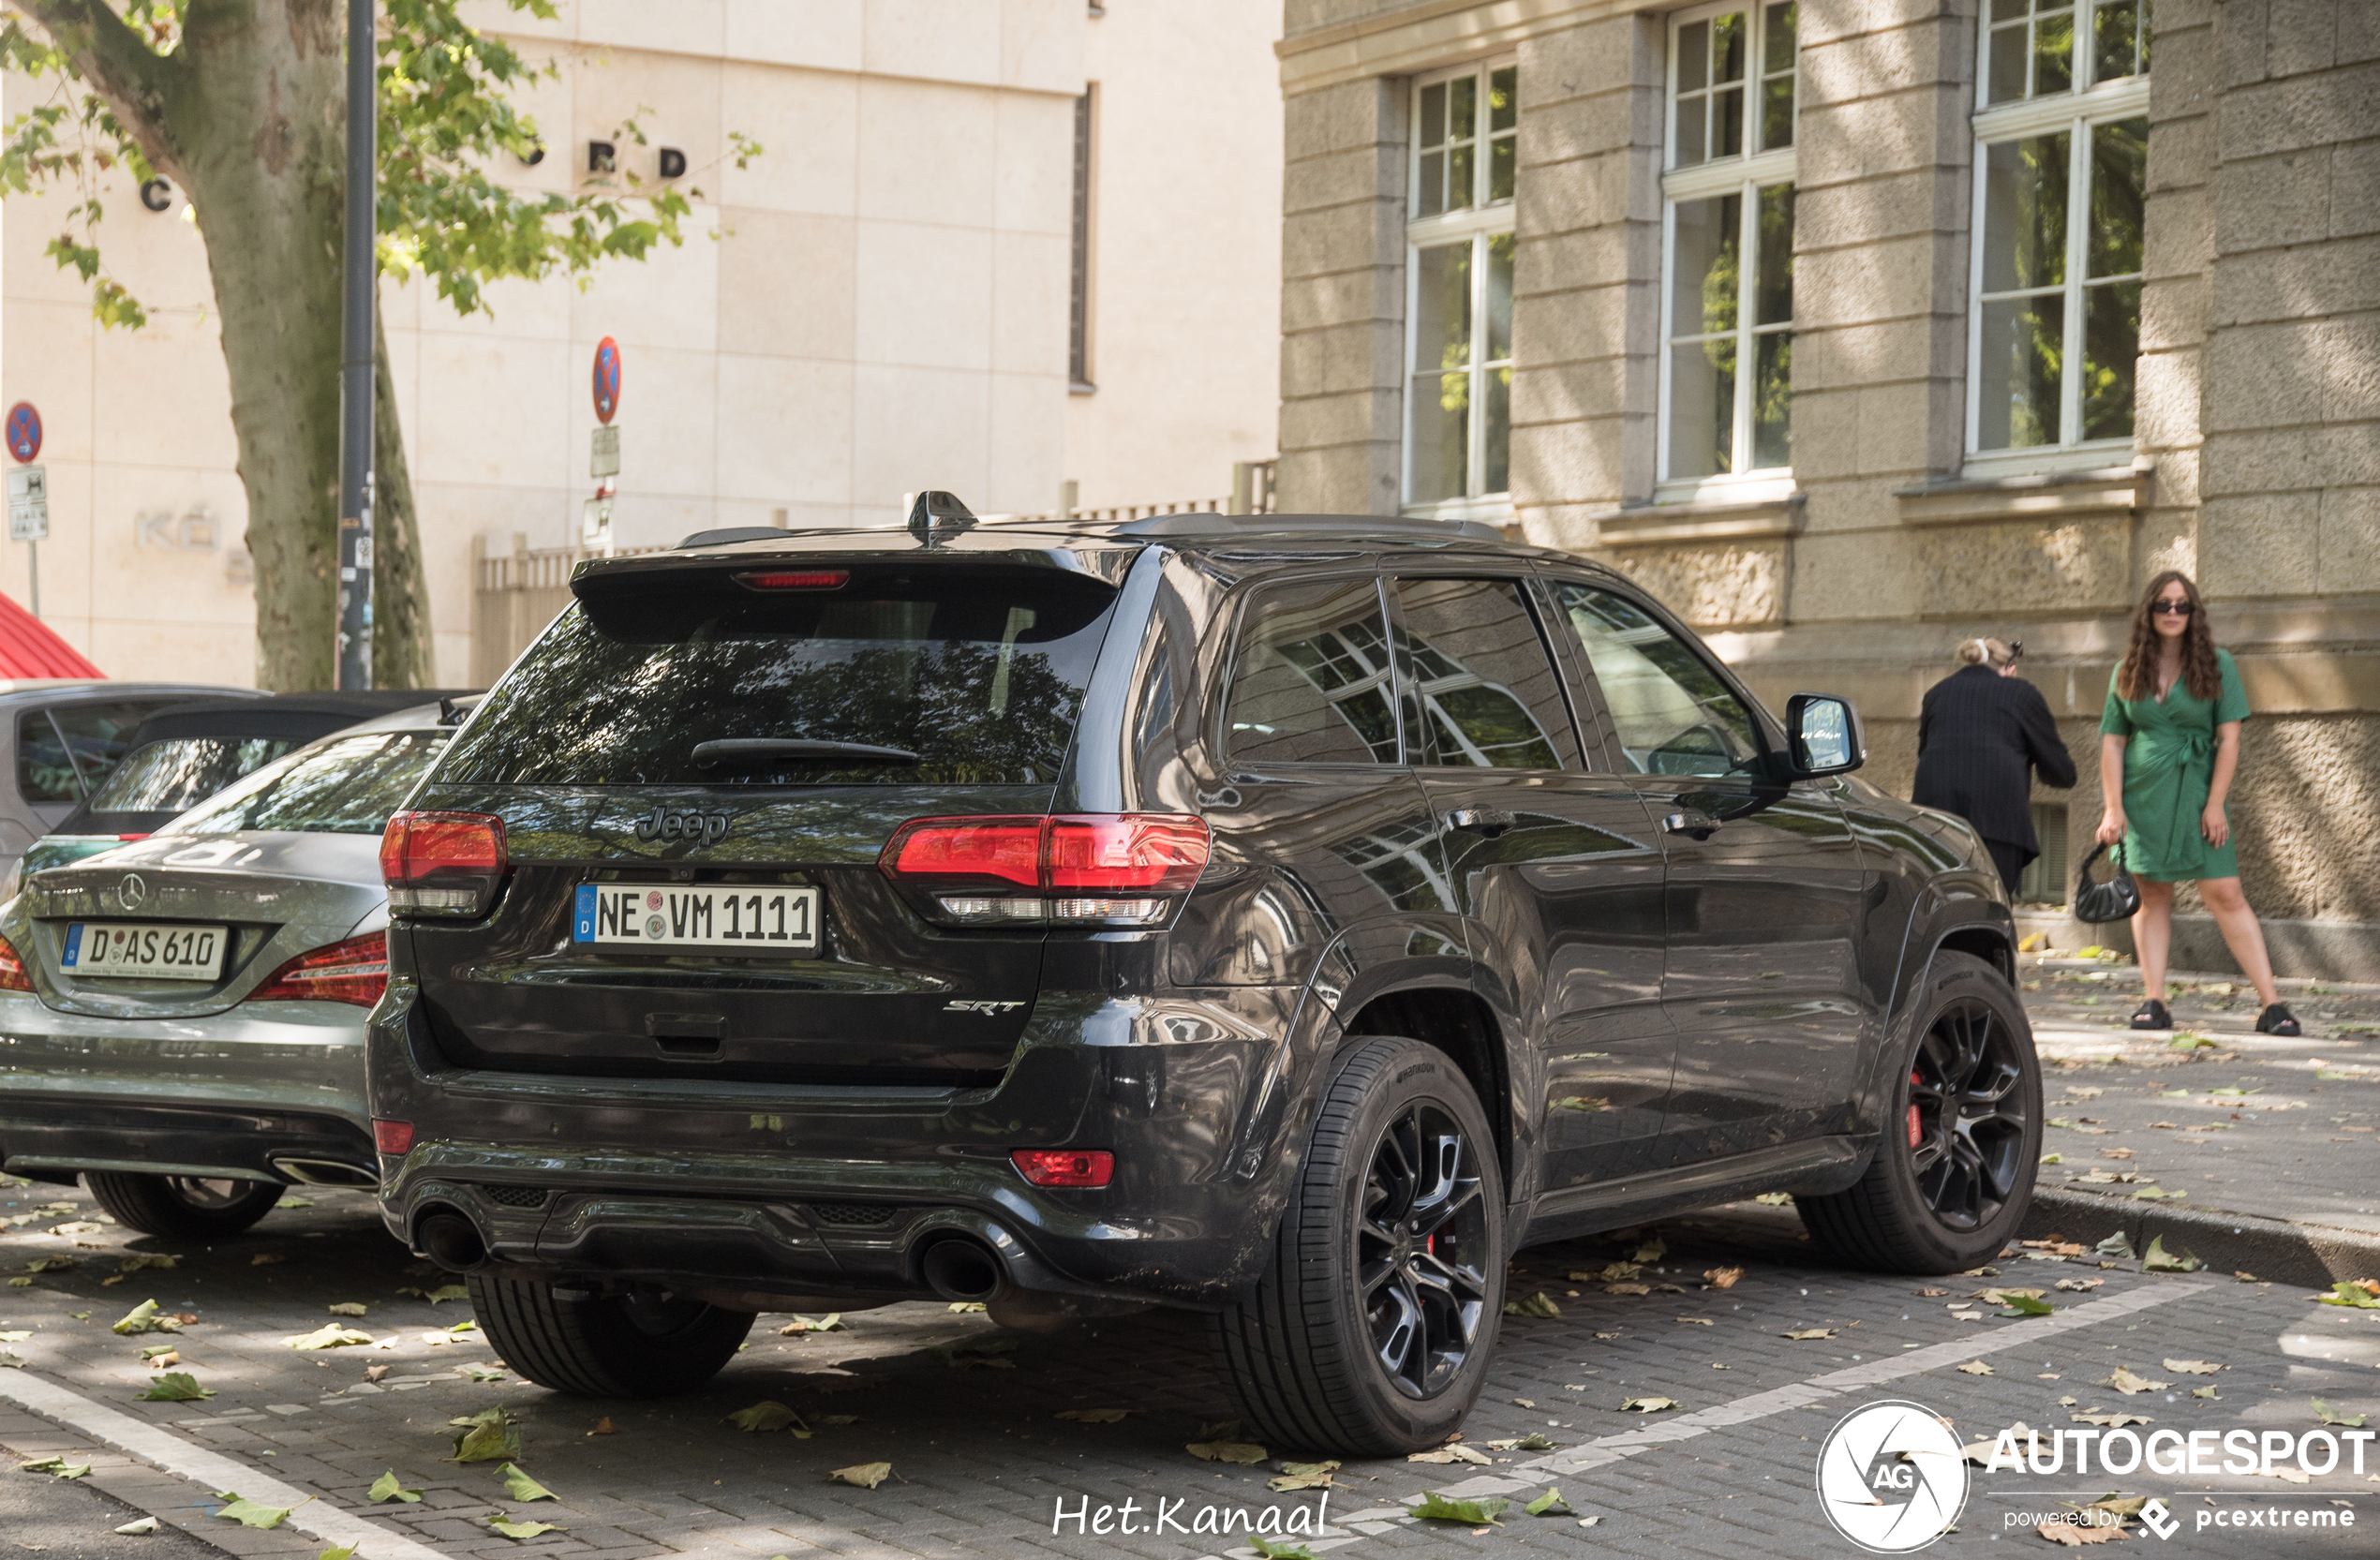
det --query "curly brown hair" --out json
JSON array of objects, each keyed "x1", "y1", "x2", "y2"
[{"x1": 2116, "y1": 570, "x2": 2222, "y2": 703}]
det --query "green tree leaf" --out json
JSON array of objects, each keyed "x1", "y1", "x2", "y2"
[
  {"x1": 489, "y1": 1519, "x2": 566, "y2": 1539},
  {"x1": 499, "y1": 1463, "x2": 556, "y2": 1501},
  {"x1": 1525, "y1": 1488, "x2": 1575, "y2": 1517},
  {"x1": 213, "y1": 1493, "x2": 295, "y2": 1530},
  {"x1": 139, "y1": 1372, "x2": 213, "y2": 1402},
  {"x1": 1410, "y1": 1492, "x2": 1510, "y2": 1525},
  {"x1": 448, "y1": 1407, "x2": 522, "y2": 1463},
  {"x1": 368, "y1": 1471, "x2": 422, "y2": 1504}
]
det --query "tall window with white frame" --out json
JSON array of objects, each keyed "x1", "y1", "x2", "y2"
[
  {"x1": 1405, "y1": 61, "x2": 1516, "y2": 516},
  {"x1": 1660, "y1": 2, "x2": 1798, "y2": 494},
  {"x1": 1969, "y1": 0, "x2": 2149, "y2": 460}
]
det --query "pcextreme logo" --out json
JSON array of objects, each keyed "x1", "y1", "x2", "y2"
[{"x1": 1816, "y1": 1401, "x2": 1971, "y2": 1553}]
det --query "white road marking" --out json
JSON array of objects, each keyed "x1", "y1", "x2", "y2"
[
  {"x1": 1423, "y1": 1278, "x2": 2215, "y2": 1499},
  {"x1": 0, "y1": 1364, "x2": 451, "y2": 1560}
]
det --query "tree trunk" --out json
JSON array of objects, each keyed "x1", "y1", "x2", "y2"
[
  {"x1": 166, "y1": 2, "x2": 348, "y2": 690},
  {"x1": 371, "y1": 311, "x2": 433, "y2": 689}
]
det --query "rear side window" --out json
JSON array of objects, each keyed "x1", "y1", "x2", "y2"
[
  {"x1": 1551, "y1": 582, "x2": 1761, "y2": 777},
  {"x1": 165, "y1": 732, "x2": 450, "y2": 836},
  {"x1": 16, "y1": 701, "x2": 173, "y2": 803},
  {"x1": 86, "y1": 737, "x2": 303, "y2": 814},
  {"x1": 1225, "y1": 578, "x2": 1398, "y2": 766},
  {"x1": 439, "y1": 568, "x2": 1119, "y2": 787},
  {"x1": 1392, "y1": 578, "x2": 1576, "y2": 770}
]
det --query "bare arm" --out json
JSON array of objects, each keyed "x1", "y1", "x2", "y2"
[
  {"x1": 2203, "y1": 721, "x2": 2241, "y2": 847},
  {"x1": 2095, "y1": 733, "x2": 2128, "y2": 845}
]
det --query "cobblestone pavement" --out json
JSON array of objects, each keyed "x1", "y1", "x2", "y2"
[
  {"x1": 2019, "y1": 952, "x2": 2380, "y2": 1236},
  {"x1": 5, "y1": 1182, "x2": 2379, "y2": 1559},
  {"x1": 7, "y1": 962, "x2": 2380, "y2": 1560}
]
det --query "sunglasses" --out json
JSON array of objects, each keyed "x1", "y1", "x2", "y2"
[{"x1": 2150, "y1": 600, "x2": 2195, "y2": 617}]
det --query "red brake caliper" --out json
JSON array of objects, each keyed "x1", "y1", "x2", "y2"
[{"x1": 1907, "y1": 1070, "x2": 1925, "y2": 1148}]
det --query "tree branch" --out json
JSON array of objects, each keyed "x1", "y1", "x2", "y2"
[{"x1": 12, "y1": 0, "x2": 183, "y2": 176}]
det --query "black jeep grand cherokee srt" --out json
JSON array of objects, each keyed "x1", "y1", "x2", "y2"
[{"x1": 368, "y1": 499, "x2": 2038, "y2": 1455}]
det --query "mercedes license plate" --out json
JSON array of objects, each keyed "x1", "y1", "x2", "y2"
[
  {"x1": 60, "y1": 921, "x2": 229, "y2": 980},
  {"x1": 573, "y1": 884, "x2": 819, "y2": 954}
]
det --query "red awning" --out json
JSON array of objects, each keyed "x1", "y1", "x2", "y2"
[{"x1": 0, "y1": 592, "x2": 101, "y2": 678}]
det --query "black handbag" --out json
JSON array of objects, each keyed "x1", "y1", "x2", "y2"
[{"x1": 2073, "y1": 840, "x2": 2141, "y2": 924}]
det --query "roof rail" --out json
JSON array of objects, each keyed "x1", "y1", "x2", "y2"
[
  {"x1": 677, "y1": 526, "x2": 796, "y2": 549},
  {"x1": 1108, "y1": 513, "x2": 1508, "y2": 542}
]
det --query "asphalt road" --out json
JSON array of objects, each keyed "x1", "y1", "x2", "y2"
[{"x1": 3, "y1": 1180, "x2": 2375, "y2": 1559}]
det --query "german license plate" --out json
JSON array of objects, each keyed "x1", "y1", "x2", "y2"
[
  {"x1": 573, "y1": 884, "x2": 819, "y2": 954},
  {"x1": 60, "y1": 921, "x2": 229, "y2": 980}
]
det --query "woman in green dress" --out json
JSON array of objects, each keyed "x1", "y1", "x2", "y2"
[{"x1": 2095, "y1": 571, "x2": 2299, "y2": 1034}]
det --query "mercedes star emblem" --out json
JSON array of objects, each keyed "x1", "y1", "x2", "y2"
[{"x1": 118, "y1": 872, "x2": 145, "y2": 911}]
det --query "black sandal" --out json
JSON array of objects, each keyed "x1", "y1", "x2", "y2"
[
  {"x1": 2256, "y1": 1003, "x2": 2302, "y2": 1036},
  {"x1": 2130, "y1": 999, "x2": 2172, "y2": 1031}
]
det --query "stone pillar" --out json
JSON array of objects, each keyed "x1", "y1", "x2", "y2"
[
  {"x1": 1507, "y1": 13, "x2": 1665, "y2": 548},
  {"x1": 1277, "y1": 79, "x2": 1407, "y2": 515},
  {"x1": 1786, "y1": 0, "x2": 1977, "y2": 624},
  {"x1": 2134, "y1": 0, "x2": 2217, "y2": 581},
  {"x1": 2197, "y1": 0, "x2": 2378, "y2": 602}
]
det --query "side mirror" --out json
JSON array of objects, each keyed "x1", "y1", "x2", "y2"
[{"x1": 1784, "y1": 692, "x2": 1865, "y2": 780}]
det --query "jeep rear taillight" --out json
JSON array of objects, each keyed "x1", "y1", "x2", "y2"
[
  {"x1": 381, "y1": 810, "x2": 509, "y2": 918},
  {"x1": 879, "y1": 813, "x2": 1209, "y2": 928}
]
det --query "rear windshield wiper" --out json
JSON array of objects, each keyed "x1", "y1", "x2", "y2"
[{"x1": 692, "y1": 738, "x2": 921, "y2": 766}]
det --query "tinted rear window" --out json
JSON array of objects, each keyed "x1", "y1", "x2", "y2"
[
  {"x1": 439, "y1": 566, "x2": 1119, "y2": 786},
  {"x1": 164, "y1": 732, "x2": 450, "y2": 836},
  {"x1": 85, "y1": 736, "x2": 304, "y2": 813},
  {"x1": 16, "y1": 701, "x2": 175, "y2": 803}
]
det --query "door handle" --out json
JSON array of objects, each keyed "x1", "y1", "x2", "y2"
[
  {"x1": 1663, "y1": 808, "x2": 1720, "y2": 840},
  {"x1": 1448, "y1": 806, "x2": 1515, "y2": 839}
]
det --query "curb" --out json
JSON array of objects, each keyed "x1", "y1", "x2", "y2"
[{"x1": 2023, "y1": 1186, "x2": 2380, "y2": 1289}]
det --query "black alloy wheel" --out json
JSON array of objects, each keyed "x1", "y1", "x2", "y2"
[
  {"x1": 1904, "y1": 997, "x2": 2030, "y2": 1232},
  {"x1": 1797, "y1": 950, "x2": 2042, "y2": 1274},
  {"x1": 1211, "y1": 1035, "x2": 1507, "y2": 1456},
  {"x1": 1359, "y1": 1102, "x2": 1492, "y2": 1400}
]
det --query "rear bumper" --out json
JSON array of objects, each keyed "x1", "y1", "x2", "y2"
[
  {"x1": 367, "y1": 976, "x2": 1324, "y2": 1310},
  {"x1": 0, "y1": 993, "x2": 375, "y2": 1183}
]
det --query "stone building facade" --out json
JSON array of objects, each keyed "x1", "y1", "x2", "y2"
[
  {"x1": 1273, "y1": 0, "x2": 2380, "y2": 977},
  {"x1": 1, "y1": 0, "x2": 1283, "y2": 687}
]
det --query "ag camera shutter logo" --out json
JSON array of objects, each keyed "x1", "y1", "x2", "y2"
[{"x1": 1816, "y1": 1401, "x2": 1970, "y2": 1553}]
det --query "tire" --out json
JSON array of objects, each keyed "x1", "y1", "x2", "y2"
[
  {"x1": 469, "y1": 1272, "x2": 754, "y2": 1398},
  {"x1": 1799, "y1": 950, "x2": 2043, "y2": 1273},
  {"x1": 82, "y1": 1173, "x2": 281, "y2": 1240},
  {"x1": 1210, "y1": 1036, "x2": 1507, "y2": 1457}
]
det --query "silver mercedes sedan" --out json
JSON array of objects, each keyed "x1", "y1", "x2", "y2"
[{"x1": 0, "y1": 703, "x2": 458, "y2": 1239}]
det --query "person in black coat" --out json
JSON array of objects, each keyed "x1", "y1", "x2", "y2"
[{"x1": 1911, "y1": 637, "x2": 2077, "y2": 894}]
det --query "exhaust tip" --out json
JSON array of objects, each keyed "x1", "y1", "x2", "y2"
[
  {"x1": 919, "y1": 1237, "x2": 1004, "y2": 1303},
  {"x1": 416, "y1": 1208, "x2": 489, "y2": 1273}
]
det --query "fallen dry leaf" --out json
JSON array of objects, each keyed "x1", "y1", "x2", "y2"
[
  {"x1": 2036, "y1": 1518, "x2": 2129, "y2": 1544},
  {"x1": 1618, "y1": 1396, "x2": 1678, "y2": 1413},
  {"x1": 2106, "y1": 1367, "x2": 2169, "y2": 1394},
  {"x1": 1186, "y1": 1441, "x2": 1269, "y2": 1464},
  {"x1": 1408, "y1": 1444, "x2": 1493, "y2": 1465},
  {"x1": 2056, "y1": 1278, "x2": 2105, "y2": 1292},
  {"x1": 828, "y1": 1462, "x2": 893, "y2": 1490},
  {"x1": 588, "y1": 1417, "x2": 617, "y2": 1435},
  {"x1": 1703, "y1": 1267, "x2": 1744, "y2": 1289},
  {"x1": 1783, "y1": 1328, "x2": 1837, "y2": 1341},
  {"x1": 1604, "y1": 1282, "x2": 1651, "y2": 1297},
  {"x1": 2163, "y1": 1359, "x2": 2224, "y2": 1374},
  {"x1": 2073, "y1": 1412, "x2": 2153, "y2": 1428},
  {"x1": 1916, "y1": 1287, "x2": 1949, "y2": 1298},
  {"x1": 1675, "y1": 1316, "x2": 1714, "y2": 1326},
  {"x1": 1957, "y1": 1360, "x2": 1995, "y2": 1376},
  {"x1": 362, "y1": 1365, "x2": 390, "y2": 1384}
]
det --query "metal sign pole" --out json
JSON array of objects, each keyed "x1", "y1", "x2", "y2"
[
  {"x1": 25, "y1": 542, "x2": 36, "y2": 619},
  {"x1": 333, "y1": 0, "x2": 377, "y2": 690}
]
